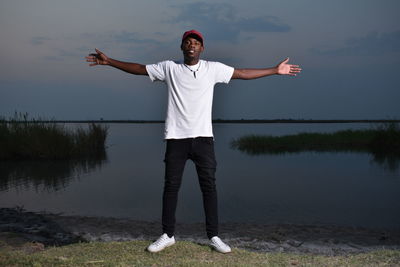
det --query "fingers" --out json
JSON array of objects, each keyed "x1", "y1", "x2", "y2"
[
  {"x1": 277, "y1": 58, "x2": 301, "y2": 76},
  {"x1": 86, "y1": 54, "x2": 98, "y2": 60},
  {"x1": 85, "y1": 55, "x2": 96, "y2": 61},
  {"x1": 85, "y1": 51, "x2": 101, "y2": 66},
  {"x1": 283, "y1": 64, "x2": 302, "y2": 76},
  {"x1": 289, "y1": 69, "x2": 301, "y2": 76},
  {"x1": 85, "y1": 55, "x2": 98, "y2": 65},
  {"x1": 290, "y1": 67, "x2": 302, "y2": 72},
  {"x1": 289, "y1": 64, "x2": 302, "y2": 72},
  {"x1": 95, "y1": 48, "x2": 105, "y2": 58}
]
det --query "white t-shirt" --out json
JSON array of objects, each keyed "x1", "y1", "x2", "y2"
[{"x1": 146, "y1": 60, "x2": 234, "y2": 139}]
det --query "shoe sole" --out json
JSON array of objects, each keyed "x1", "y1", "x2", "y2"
[
  {"x1": 210, "y1": 245, "x2": 231, "y2": 254},
  {"x1": 147, "y1": 242, "x2": 176, "y2": 253}
]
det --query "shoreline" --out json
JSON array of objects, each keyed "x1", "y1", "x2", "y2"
[
  {"x1": 1, "y1": 208, "x2": 399, "y2": 256},
  {"x1": 3, "y1": 119, "x2": 400, "y2": 124}
]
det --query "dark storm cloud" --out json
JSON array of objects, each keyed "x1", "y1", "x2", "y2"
[
  {"x1": 170, "y1": 2, "x2": 290, "y2": 42},
  {"x1": 312, "y1": 30, "x2": 400, "y2": 56}
]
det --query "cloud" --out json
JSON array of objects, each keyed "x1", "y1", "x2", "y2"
[
  {"x1": 312, "y1": 30, "x2": 400, "y2": 56},
  {"x1": 30, "y1": 36, "x2": 52, "y2": 46},
  {"x1": 169, "y1": 2, "x2": 290, "y2": 42},
  {"x1": 41, "y1": 47, "x2": 92, "y2": 62},
  {"x1": 81, "y1": 31, "x2": 162, "y2": 46},
  {"x1": 113, "y1": 31, "x2": 163, "y2": 45},
  {"x1": 78, "y1": 31, "x2": 171, "y2": 63},
  {"x1": 43, "y1": 55, "x2": 63, "y2": 62}
]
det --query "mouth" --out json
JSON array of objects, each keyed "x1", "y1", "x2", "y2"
[{"x1": 184, "y1": 49, "x2": 196, "y2": 57}]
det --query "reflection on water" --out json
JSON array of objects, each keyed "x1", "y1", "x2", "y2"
[
  {"x1": 232, "y1": 144, "x2": 400, "y2": 173},
  {"x1": 0, "y1": 156, "x2": 107, "y2": 192},
  {"x1": 1, "y1": 123, "x2": 399, "y2": 229},
  {"x1": 371, "y1": 153, "x2": 400, "y2": 172},
  {"x1": 231, "y1": 124, "x2": 400, "y2": 173}
]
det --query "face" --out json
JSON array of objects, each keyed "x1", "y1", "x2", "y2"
[{"x1": 181, "y1": 37, "x2": 204, "y2": 62}]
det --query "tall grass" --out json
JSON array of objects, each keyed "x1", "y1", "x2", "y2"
[
  {"x1": 231, "y1": 123, "x2": 400, "y2": 171},
  {"x1": 231, "y1": 123, "x2": 400, "y2": 155},
  {"x1": 0, "y1": 112, "x2": 108, "y2": 160}
]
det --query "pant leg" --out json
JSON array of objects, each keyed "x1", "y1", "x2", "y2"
[
  {"x1": 191, "y1": 137, "x2": 219, "y2": 239},
  {"x1": 162, "y1": 139, "x2": 190, "y2": 237}
]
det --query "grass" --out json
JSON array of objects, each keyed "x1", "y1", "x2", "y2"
[
  {"x1": 1, "y1": 240, "x2": 399, "y2": 267},
  {"x1": 231, "y1": 123, "x2": 400, "y2": 155},
  {"x1": 0, "y1": 112, "x2": 108, "y2": 160},
  {"x1": 231, "y1": 123, "x2": 400, "y2": 171}
]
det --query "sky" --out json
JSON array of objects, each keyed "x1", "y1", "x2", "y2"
[{"x1": 0, "y1": 0, "x2": 399, "y2": 120}]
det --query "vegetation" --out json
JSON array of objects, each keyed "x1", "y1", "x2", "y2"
[
  {"x1": 0, "y1": 112, "x2": 108, "y2": 160},
  {"x1": 231, "y1": 123, "x2": 400, "y2": 171},
  {"x1": 231, "y1": 123, "x2": 400, "y2": 155},
  {"x1": 1, "y1": 239, "x2": 399, "y2": 267}
]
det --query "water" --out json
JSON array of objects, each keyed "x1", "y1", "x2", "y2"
[{"x1": 1, "y1": 123, "x2": 399, "y2": 229}]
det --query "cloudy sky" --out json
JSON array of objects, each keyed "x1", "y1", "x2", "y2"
[{"x1": 1, "y1": 0, "x2": 399, "y2": 120}]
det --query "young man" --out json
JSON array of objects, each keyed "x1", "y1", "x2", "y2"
[{"x1": 86, "y1": 29, "x2": 301, "y2": 253}]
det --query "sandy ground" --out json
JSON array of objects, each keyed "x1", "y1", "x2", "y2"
[{"x1": 1, "y1": 208, "x2": 399, "y2": 256}]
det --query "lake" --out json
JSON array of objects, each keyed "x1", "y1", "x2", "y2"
[{"x1": 1, "y1": 123, "x2": 399, "y2": 229}]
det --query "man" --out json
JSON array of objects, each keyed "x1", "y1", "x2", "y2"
[{"x1": 86, "y1": 29, "x2": 301, "y2": 253}]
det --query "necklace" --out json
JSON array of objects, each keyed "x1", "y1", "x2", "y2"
[{"x1": 183, "y1": 61, "x2": 201, "y2": 78}]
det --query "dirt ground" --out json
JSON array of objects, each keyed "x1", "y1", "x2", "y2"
[{"x1": 1, "y1": 208, "x2": 399, "y2": 256}]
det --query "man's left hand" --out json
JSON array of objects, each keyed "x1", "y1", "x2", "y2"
[{"x1": 276, "y1": 58, "x2": 302, "y2": 76}]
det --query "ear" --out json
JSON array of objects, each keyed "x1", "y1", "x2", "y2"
[
  {"x1": 200, "y1": 45, "x2": 204, "y2": 52},
  {"x1": 180, "y1": 43, "x2": 183, "y2": 51}
]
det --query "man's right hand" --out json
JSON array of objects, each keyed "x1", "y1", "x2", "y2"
[
  {"x1": 85, "y1": 48, "x2": 148, "y2": 75},
  {"x1": 86, "y1": 48, "x2": 109, "y2": 66}
]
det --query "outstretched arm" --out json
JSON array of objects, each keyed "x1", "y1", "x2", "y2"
[
  {"x1": 232, "y1": 57, "x2": 301, "y2": 80},
  {"x1": 85, "y1": 48, "x2": 148, "y2": 76}
]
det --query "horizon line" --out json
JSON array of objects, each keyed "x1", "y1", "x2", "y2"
[{"x1": 3, "y1": 119, "x2": 400, "y2": 124}]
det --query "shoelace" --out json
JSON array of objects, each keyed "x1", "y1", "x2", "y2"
[
  {"x1": 154, "y1": 236, "x2": 168, "y2": 247},
  {"x1": 213, "y1": 238, "x2": 225, "y2": 248}
]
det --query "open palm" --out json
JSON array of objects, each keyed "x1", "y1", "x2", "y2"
[{"x1": 276, "y1": 58, "x2": 301, "y2": 76}]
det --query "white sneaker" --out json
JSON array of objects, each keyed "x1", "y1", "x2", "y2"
[
  {"x1": 147, "y1": 233, "x2": 176, "y2": 253},
  {"x1": 210, "y1": 236, "x2": 231, "y2": 253}
]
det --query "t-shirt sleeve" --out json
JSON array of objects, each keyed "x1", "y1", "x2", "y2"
[
  {"x1": 213, "y1": 62, "x2": 234, "y2": 84},
  {"x1": 146, "y1": 61, "x2": 168, "y2": 82}
]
